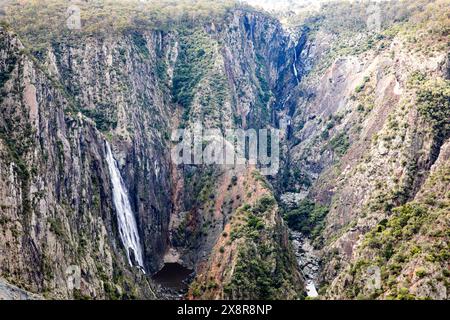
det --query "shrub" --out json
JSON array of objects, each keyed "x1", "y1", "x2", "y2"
[
  {"x1": 247, "y1": 214, "x2": 265, "y2": 231},
  {"x1": 172, "y1": 28, "x2": 215, "y2": 109},
  {"x1": 328, "y1": 132, "x2": 350, "y2": 156},
  {"x1": 415, "y1": 268, "x2": 427, "y2": 278},
  {"x1": 49, "y1": 218, "x2": 64, "y2": 237},
  {"x1": 284, "y1": 200, "x2": 329, "y2": 239},
  {"x1": 252, "y1": 195, "x2": 276, "y2": 215},
  {"x1": 416, "y1": 78, "x2": 450, "y2": 137}
]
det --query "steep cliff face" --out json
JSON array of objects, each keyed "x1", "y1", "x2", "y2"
[
  {"x1": 314, "y1": 49, "x2": 449, "y2": 299},
  {"x1": 0, "y1": 278, "x2": 42, "y2": 300},
  {"x1": 167, "y1": 8, "x2": 298, "y2": 260},
  {"x1": 188, "y1": 168, "x2": 302, "y2": 300},
  {"x1": 0, "y1": 28, "x2": 156, "y2": 299},
  {"x1": 1, "y1": 0, "x2": 448, "y2": 300},
  {"x1": 162, "y1": 9, "x2": 305, "y2": 298},
  {"x1": 1, "y1": 2, "x2": 305, "y2": 300},
  {"x1": 42, "y1": 30, "x2": 176, "y2": 274},
  {"x1": 275, "y1": 0, "x2": 449, "y2": 299}
]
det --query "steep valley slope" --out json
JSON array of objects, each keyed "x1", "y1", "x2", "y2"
[{"x1": 0, "y1": 0, "x2": 449, "y2": 300}]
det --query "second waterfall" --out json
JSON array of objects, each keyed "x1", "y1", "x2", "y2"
[{"x1": 105, "y1": 142, "x2": 145, "y2": 271}]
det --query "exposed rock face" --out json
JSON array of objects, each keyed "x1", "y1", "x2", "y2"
[
  {"x1": 1, "y1": 0, "x2": 448, "y2": 300},
  {"x1": 325, "y1": 140, "x2": 450, "y2": 299},
  {"x1": 44, "y1": 30, "x2": 175, "y2": 275},
  {"x1": 273, "y1": 1, "x2": 450, "y2": 300},
  {"x1": 188, "y1": 168, "x2": 303, "y2": 300},
  {"x1": 318, "y1": 42, "x2": 449, "y2": 301},
  {"x1": 290, "y1": 231, "x2": 319, "y2": 297},
  {"x1": 0, "y1": 6, "x2": 305, "y2": 300},
  {"x1": 0, "y1": 27, "x2": 157, "y2": 299},
  {"x1": 0, "y1": 278, "x2": 42, "y2": 300}
]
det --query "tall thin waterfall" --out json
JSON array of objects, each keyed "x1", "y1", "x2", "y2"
[
  {"x1": 105, "y1": 142, "x2": 145, "y2": 271},
  {"x1": 293, "y1": 49, "x2": 300, "y2": 85}
]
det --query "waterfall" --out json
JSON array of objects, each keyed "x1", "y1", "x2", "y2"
[
  {"x1": 105, "y1": 142, "x2": 145, "y2": 272},
  {"x1": 293, "y1": 49, "x2": 300, "y2": 85}
]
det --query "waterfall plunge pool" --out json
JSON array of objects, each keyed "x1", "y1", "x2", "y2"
[{"x1": 152, "y1": 263, "x2": 194, "y2": 292}]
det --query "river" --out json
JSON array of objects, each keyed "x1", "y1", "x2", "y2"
[{"x1": 290, "y1": 230, "x2": 320, "y2": 298}]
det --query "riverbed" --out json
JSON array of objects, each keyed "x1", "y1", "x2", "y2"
[{"x1": 290, "y1": 230, "x2": 320, "y2": 298}]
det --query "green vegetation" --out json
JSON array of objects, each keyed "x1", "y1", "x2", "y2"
[
  {"x1": 0, "y1": 53, "x2": 17, "y2": 90},
  {"x1": 173, "y1": 167, "x2": 219, "y2": 248},
  {"x1": 287, "y1": 0, "x2": 448, "y2": 77},
  {"x1": 284, "y1": 199, "x2": 329, "y2": 241},
  {"x1": 346, "y1": 161, "x2": 450, "y2": 299},
  {"x1": 188, "y1": 166, "x2": 219, "y2": 206},
  {"x1": 252, "y1": 54, "x2": 273, "y2": 127},
  {"x1": 1, "y1": 0, "x2": 448, "y2": 301},
  {"x1": 251, "y1": 195, "x2": 276, "y2": 215},
  {"x1": 276, "y1": 165, "x2": 312, "y2": 193},
  {"x1": 103, "y1": 281, "x2": 122, "y2": 300},
  {"x1": 224, "y1": 244, "x2": 278, "y2": 299},
  {"x1": 328, "y1": 132, "x2": 350, "y2": 157},
  {"x1": 225, "y1": 225, "x2": 302, "y2": 300},
  {"x1": 288, "y1": 0, "x2": 445, "y2": 36},
  {"x1": 355, "y1": 76, "x2": 370, "y2": 94},
  {"x1": 48, "y1": 217, "x2": 65, "y2": 238},
  {"x1": 130, "y1": 31, "x2": 150, "y2": 58},
  {"x1": 172, "y1": 27, "x2": 215, "y2": 108},
  {"x1": 365, "y1": 203, "x2": 427, "y2": 253},
  {"x1": 251, "y1": 170, "x2": 271, "y2": 190},
  {"x1": 80, "y1": 107, "x2": 118, "y2": 132},
  {"x1": 171, "y1": 25, "x2": 229, "y2": 126},
  {"x1": 0, "y1": 52, "x2": 35, "y2": 225},
  {"x1": 415, "y1": 268, "x2": 427, "y2": 278},
  {"x1": 2, "y1": 0, "x2": 240, "y2": 50},
  {"x1": 415, "y1": 77, "x2": 450, "y2": 138},
  {"x1": 72, "y1": 288, "x2": 91, "y2": 300},
  {"x1": 191, "y1": 190, "x2": 302, "y2": 299},
  {"x1": 230, "y1": 199, "x2": 275, "y2": 241},
  {"x1": 196, "y1": 70, "x2": 229, "y2": 126}
]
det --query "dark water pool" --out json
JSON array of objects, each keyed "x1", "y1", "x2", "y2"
[{"x1": 151, "y1": 263, "x2": 193, "y2": 291}]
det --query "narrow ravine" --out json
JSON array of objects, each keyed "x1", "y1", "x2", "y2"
[
  {"x1": 290, "y1": 231, "x2": 320, "y2": 298},
  {"x1": 105, "y1": 142, "x2": 145, "y2": 271}
]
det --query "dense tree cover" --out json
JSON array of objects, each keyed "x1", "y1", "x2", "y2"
[
  {"x1": 3, "y1": 0, "x2": 447, "y2": 54},
  {"x1": 284, "y1": 199, "x2": 329, "y2": 240},
  {"x1": 284, "y1": 0, "x2": 448, "y2": 34},
  {"x1": 415, "y1": 77, "x2": 450, "y2": 140},
  {"x1": 0, "y1": 0, "x2": 247, "y2": 49},
  {"x1": 172, "y1": 27, "x2": 216, "y2": 109}
]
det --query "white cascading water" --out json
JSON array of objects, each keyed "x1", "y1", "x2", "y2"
[
  {"x1": 105, "y1": 142, "x2": 145, "y2": 272},
  {"x1": 293, "y1": 49, "x2": 300, "y2": 85},
  {"x1": 306, "y1": 280, "x2": 319, "y2": 298}
]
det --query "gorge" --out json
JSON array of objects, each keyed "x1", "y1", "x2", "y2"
[{"x1": 0, "y1": 0, "x2": 448, "y2": 300}]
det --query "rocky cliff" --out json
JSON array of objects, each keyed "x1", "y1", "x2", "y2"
[
  {"x1": 0, "y1": 0, "x2": 448, "y2": 300},
  {"x1": 0, "y1": 0, "x2": 304, "y2": 300},
  {"x1": 276, "y1": 0, "x2": 449, "y2": 300},
  {"x1": 0, "y1": 26, "x2": 158, "y2": 299}
]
